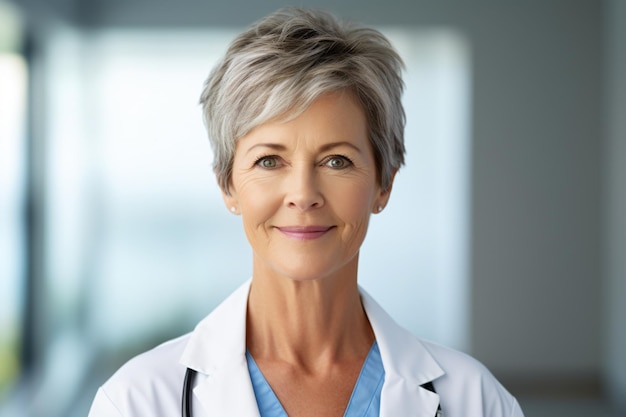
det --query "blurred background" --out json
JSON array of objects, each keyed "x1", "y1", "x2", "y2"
[{"x1": 0, "y1": 0, "x2": 624, "y2": 416}]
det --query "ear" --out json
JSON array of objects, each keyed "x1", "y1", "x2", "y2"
[
  {"x1": 372, "y1": 170, "x2": 397, "y2": 214},
  {"x1": 221, "y1": 185, "x2": 240, "y2": 215}
]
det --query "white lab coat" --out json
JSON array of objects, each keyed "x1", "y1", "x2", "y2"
[{"x1": 88, "y1": 280, "x2": 524, "y2": 417}]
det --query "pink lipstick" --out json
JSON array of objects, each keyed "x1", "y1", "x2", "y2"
[{"x1": 276, "y1": 226, "x2": 334, "y2": 240}]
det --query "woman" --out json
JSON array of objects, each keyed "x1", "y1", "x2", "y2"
[{"x1": 88, "y1": 8, "x2": 524, "y2": 417}]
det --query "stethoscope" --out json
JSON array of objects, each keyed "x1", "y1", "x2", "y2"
[
  {"x1": 181, "y1": 367, "x2": 443, "y2": 417},
  {"x1": 182, "y1": 368, "x2": 196, "y2": 417}
]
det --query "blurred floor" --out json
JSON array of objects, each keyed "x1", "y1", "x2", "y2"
[{"x1": 518, "y1": 397, "x2": 624, "y2": 417}]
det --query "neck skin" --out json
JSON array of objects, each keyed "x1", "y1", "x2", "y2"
[{"x1": 246, "y1": 255, "x2": 374, "y2": 371}]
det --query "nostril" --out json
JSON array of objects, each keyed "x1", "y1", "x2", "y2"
[{"x1": 286, "y1": 193, "x2": 324, "y2": 211}]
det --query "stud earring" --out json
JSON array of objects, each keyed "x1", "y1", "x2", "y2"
[
  {"x1": 230, "y1": 207, "x2": 237, "y2": 213},
  {"x1": 377, "y1": 206, "x2": 384, "y2": 213}
]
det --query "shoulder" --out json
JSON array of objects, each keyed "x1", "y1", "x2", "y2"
[
  {"x1": 361, "y1": 289, "x2": 523, "y2": 416},
  {"x1": 88, "y1": 333, "x2": 191, "y2": 417},
  {"x1": 106, "y1": 332, "x2": 191, "y2": 386},
  {"x1": 419, "y1": 339, "x2": 524, "y2": 417}
]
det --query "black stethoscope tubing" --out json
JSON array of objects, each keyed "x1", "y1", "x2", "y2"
[
  {"x1": 182, "y1": 368, "x2": 196, "y2": 417},
  {"x1": 181, "y1": 367, "x2": 442, "y2": 417}
]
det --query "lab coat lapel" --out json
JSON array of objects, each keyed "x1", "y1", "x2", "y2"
[
  {"x1": 179, "y1": 280, "x2": 261, "y2": 417},
  {"x1": 179, "y1": 281, "x2": 445, "y2": 417},
  {"x1": 380, "y1": 378, "x2": 441, "y2": 417},
  {"x1": 191, "y1": 359, "x2": 260, "y2": 417},
  {"x1": 361, "y1": 288, "x2": 444, "y2": 417}
]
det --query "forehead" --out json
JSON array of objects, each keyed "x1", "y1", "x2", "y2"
[{"x1": 235, "y1": 91, "x2": 368, "y2": 153}]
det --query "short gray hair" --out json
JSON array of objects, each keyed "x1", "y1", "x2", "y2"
[{"x1": 200, "y1": 7, "x2": 406, "y2": 194}]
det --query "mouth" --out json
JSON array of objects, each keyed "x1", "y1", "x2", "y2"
[{"x1": 275, "y1": 226, "x2": 335, "y2": 240}]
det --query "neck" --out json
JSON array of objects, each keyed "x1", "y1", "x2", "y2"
[{"x1": 246, "y1": 260, "x2": 374, "y2": 369}]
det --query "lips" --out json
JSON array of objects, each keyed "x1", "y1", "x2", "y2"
[{"x1": 276, "y1": 226, "x2": 334, "y2": 240}]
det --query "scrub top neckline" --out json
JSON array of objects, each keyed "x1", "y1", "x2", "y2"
[{"x1": 246, "y1": 341, "x2": 385, "y2": 417}]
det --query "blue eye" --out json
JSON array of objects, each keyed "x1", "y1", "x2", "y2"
[
  {"x1": 325, "y1": 155, "x2": 352, "y2": 169},
  {"x1": 255, "y1": 156, "x2": 280, "y2": 169}
]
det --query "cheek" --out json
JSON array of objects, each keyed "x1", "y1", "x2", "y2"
[
  {"x1": 237, "y1": 181, "x2": 279, "y2": 230},
  {"x1": 331, "y1": 182, "x2": 377, "y2": 228}
]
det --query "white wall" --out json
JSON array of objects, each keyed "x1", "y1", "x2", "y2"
[{"x1": 605, "y1": 0, "x2": 626, "y2": 410}]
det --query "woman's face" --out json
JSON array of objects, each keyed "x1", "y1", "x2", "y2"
[{"x1": 223, "y1": 91, "x2": 393, "y2": 282}]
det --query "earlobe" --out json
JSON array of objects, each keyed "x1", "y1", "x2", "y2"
[
  {"x1": 373, "y1": 170, "x2": 397, "y2": 214},
  {"x1": 221, "y1": 187, "x2": 239, "y2": 215}
]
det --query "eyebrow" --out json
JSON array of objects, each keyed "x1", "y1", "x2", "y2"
[
  {"x1": 320, "y1": 141, "x2": 363, "y2": 153},
  {"x1": 244, "y1": 141, "x2": 363, "y2": 155},
  {"x1": 245, "y1": 143, "x2": 286, "y2": 155}
]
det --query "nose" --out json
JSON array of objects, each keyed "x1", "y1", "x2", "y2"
[{"x1": 284, "y1": 166, "x2": 324, "y2": 211}]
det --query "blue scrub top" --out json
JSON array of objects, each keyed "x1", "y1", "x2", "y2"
[{"x1": 246, "y1": 341, "x2": 384, "y2": 417}]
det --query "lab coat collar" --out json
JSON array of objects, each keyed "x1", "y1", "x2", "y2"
[
  {"x1": 180, "y1": 280, "x2": 444, "y2": 417},
  {"x1": 361, "y1": 288, "x2": 444, "y2": 416},
  {"x1": 179, "y1": 281, "x2": 260, "y2": 416}
]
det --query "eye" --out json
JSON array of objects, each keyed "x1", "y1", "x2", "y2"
[
  {"x1": 254, "y1": 155, "x2": 281, "y2": 169},
  {"x1": 324, "y1": 155, "x2": 353, "y2": 169}
]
